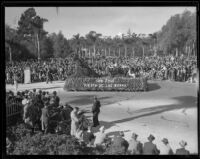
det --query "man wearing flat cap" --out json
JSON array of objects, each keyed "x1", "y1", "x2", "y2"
[
  {"x1": 176, "y1": 140, "x2": 190, "y2": 155},
  {"x1": 92, "y1": 96, "x2": 101, "y2": 127},
  {"x1": 143, "y1": 134, "x2": 160, "y2": 155},
  {"x1": 159, "y1": 138, "x2": 173, "y2": 155},
  {"x1": 128, "y1": 132, "x2": 143, "y2": 154}
]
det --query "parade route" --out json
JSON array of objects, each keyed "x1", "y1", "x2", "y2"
[{"x1": 6, "y1": 80, "x2": 198, "y2": 153}]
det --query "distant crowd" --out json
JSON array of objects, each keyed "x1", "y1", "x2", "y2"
[
  {"x1": 6, "y1": 55, "x2": 197, "y2": 84},
  {"x1": 6, "y1": 89, "x2": 191, "y2": 155}
]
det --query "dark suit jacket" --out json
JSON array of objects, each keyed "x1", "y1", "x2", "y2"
[
  {"x1": 41, "y1": 107, "x2": 50, "y2": 123},
  {"x1": 92, "y1": 100, "x2": 101, "y2": 114},
  {"x1": 143, "y1": 141, "x2": 160, "y2": 155},
  {"x1": 176, "y1": 148, "x2": 190, "y2": 155}
]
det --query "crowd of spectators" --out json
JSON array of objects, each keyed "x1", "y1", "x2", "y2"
[
  {"x1": 6, "y1": 89, "x2": 191, "y2": 155},
  {"x1": 6, "y1": 55, "x2": 197, "y2": 84}
]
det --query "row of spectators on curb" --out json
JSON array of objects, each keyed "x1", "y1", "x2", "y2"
[
  {"x1": 6, "y1": 89, "x2": 191, "y2": 155},
  {"x1": 6, "y1": 55, "x2": 197, "y2": 84}
]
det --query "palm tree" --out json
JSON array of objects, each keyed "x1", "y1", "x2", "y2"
[
  {"x1": 30, "y1": 16, "x2": 48, "y2": 61},
  {"x1": 86, "y1": 31, "x2": 102, "y2": 58},
  {"x1": 72, "y1": 33, "x2": 81, "y2": 56}
]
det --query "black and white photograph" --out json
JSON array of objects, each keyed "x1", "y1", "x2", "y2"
[{"x1": 4, "y1": 5, "x2": 198, "y2": 155}]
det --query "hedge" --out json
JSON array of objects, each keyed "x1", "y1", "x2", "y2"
[{"x1": 64, "y1": 77, "x2": 148, "y2": 92}]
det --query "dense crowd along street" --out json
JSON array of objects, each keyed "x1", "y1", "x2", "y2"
[{"x1": 6, "y1": 55, "x2": 197, "y2": 84}]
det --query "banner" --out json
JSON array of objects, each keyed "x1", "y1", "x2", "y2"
[
  {"x1": 64, "y1": 77, "x2": 148, "y2": 92},
  {"x1": 24, "y1": 67, "x2": 31, "y2": 84}
]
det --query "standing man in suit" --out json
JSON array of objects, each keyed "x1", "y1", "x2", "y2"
[
  {"x1": 143, "y1": 134, "x2": 160, "y2": 155},
  {"x1": 92, "y1": 96, "x2": 101, "y2": 127},
  {"x1": 176, "y1": 140, "x2": 190, "y2": 155},
  {"x1": 41, "y1": 101, "x2": 50, "y2": 134}
]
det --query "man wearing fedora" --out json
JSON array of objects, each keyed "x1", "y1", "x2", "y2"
[
  {"x1": 128, "y1": 132, "x2": 143, "y2": 154},
  {"x1": 176, "y1": 140, "x2": 190, "y2": 155},
  {"x1": 110, "y1": 131, "x2": 129, "y2": 155},
  {"x1": 143, "y1": 134, "x2": 160, "y2": 155},
  {"x1": 92, "y1": 96, "x2": 101, "y2": 127},
  {"x1": 159, "y1": 138, "x2": 173, "y2": 155}
]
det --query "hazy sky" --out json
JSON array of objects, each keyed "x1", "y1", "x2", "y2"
[{"x1": 5, "y1": 7, "x2": 196, "y2": 39}]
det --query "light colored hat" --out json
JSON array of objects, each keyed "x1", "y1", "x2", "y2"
[
  {"x1": 99, "y1": 126, "x2": 104, "y2": 132},
  {"x1": 179, "y1": 140, "x2": 187, "y2": 147}
]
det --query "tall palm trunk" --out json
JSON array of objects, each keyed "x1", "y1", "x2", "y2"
[
  {"x1": 125, "y1": 45, "x2": 127, "y2": 58},
  {"x1": 36, "y1": 33, "x2": 40, "y2": 61},
  {"x1": 142, "y1": 46, "x2": 144, "y2": 57},
  {"x1": 93, "y1": 45, "x2": 96, "y2": 58},
  {"x1": 8, "y1": 45, "x2": 12, "y2": 63},
  {"x1": 119, "y1": 47, "x2": 121, "y2": 58},
  {"x1": 132, "y1": 47, "x2": 134, "y2": 58},
  {"x1": 109, "y1": 47, "x2": 111, "y2": 57}
]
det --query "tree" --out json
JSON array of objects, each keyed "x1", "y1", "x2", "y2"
[
  {"x1": 50, "y1": 31, "x2": 72, "y2": 58},
  {"x1": 17, "y1": 7, "x2": 48, "y2": 61},
  {"x1": 86, "y1": 31, "x2": 102, "y2": 58},
  {"x1": 156, "y1": 10, "x2": 196, "y2": 56}
]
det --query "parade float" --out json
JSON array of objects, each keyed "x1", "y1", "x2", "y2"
[{"x1": 64, "y1": 55, "x2": 148, "y2": 92}]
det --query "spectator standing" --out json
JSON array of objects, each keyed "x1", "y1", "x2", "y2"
[
  {"x1": 41, "y1": 101, "x2": 50, "y2": 134},
  {"x1": 143, "y1": 134, "x2": 160, "y2": 155},
  {"x1": 128, "y1": 133, "x2": 143, "y2": 154},
  {"x1": 92, "y1": 96, "x2": 101, "y2": 127},
  {"x1": 70, "y1": 107, "x2": 79, "y2": 136},
  {"x1": 159, "y1": 138, "x2": 173, "y2": 155},
  {"x1": 110, "y1": 131, "x2": 129, "y2": 155},
  {"x1": 176, "y1": 140, "x2": 190, "y2": 155}
]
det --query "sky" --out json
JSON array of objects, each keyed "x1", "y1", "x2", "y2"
[{"x1": 5, "y1": 7, "x2": 196, "y2": 39}]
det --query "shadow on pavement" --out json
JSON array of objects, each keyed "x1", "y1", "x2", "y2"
[
  {"x1": 68, "y1": 95, "x2": 111, "y2": 105},
  {"x1": 147, "y1": 82, "x2": 161, "y2": 92},
  {"x1": 99, "y1": 96, "x2": 197, "y2": 130}
]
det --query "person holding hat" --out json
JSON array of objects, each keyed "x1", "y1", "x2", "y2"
[
  {"x1": 110, "y1": 131, "x2": 129, "y2": 155},
  {"x1": 70, "y1": 107, "x2": 80, "y2": 136},
  {"x1": 143, "y1": 134, "x2": 160, "y2": 155},
  {"x1": 40, "y1": 101, "x2": 50, "y2": 134},
  {"x1": 175, "y1": 140, "x2": 190, "y2": 155},
  {"x1": 128, "y1": 132, "x2": 143, "y2": 154},
  {"x1": 92, "y1": 96, "x2": 101, "y2": 127},
  {"x1": 159, "y1": 138, "x2": 173, "y2": 155}
]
